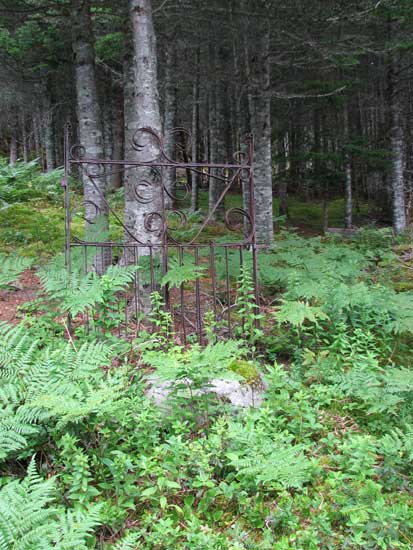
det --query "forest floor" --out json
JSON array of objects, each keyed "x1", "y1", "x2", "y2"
[
  {"x1": 0, "y1": 269, "x2": 40, "y2": 323},
  {"x1": 3, "y1": 161, "x2": 413, "y2": 549}
]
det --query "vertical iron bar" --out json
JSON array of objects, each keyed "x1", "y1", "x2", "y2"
[
  {"x1": 210, "y1": 242, "x2": 218, "y2": 324},
  {"x1": 179, "y1": 245, "x2": 186, "y2": 345},
  {"x1": 225, "y1": 246, "x2": 232, "y2": 338},
  {"x1": 118, "y1": 297, "x2": 122, "y2": 338},
  {"x1": 149, "y1": 245, "x2": 155, "y2": 332},
  {"x1": 163, "y1": 243, "x2": 169, "y2": 309},
  {"x1": 63, "y1": 123, "x2": 72, "y2": 335},
  {"x1": 124, "y1": 278, "x2": 128, "y2": 337},
  {"x1": 239, "y1": 245, "x2": 245, "y2": 334},
  {"x1": 160, "y1": 166, "x2": 170, "y2": 310},
  {"x1": 149, "y1": 245, "x2": 155, "y2": 293},
  {"x1": 247, "y1": 137, "x2": 260, "y2": 328},
  {"x1": 133, "y1": 246, "x2": 140, "y2": 334},
  {"x1": 194, "y1": 246, "x2": 202, "y2": 343},
  {"x1": 83, "y1": 245, "x2": 89, "y2": 335},
  {"x1": 63, "y1": 123, "x2": 71, "y2": 274}
]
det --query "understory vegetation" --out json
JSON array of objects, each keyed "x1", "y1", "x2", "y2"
[{"x1": 2, "y1": 161, "x2": 413, "y2": 549}]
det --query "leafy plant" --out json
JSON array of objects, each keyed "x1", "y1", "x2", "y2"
[
  {"x1": 0, "y1": 457, "x2": 101, "y2": 549},
  {"x1": 161, "y1": 256, "x2": 206, "y2": 289},
  {"x1": 0, "y1": 254, "x2": 33, "y2": 289},
  {"x1": 39, "y1": 257, "x2": 139, "y2": 336},
  {"x1": 235, "y1": 266, "x2": 263, "y2": 347},
  {"x1": 148, "y1": 291, "x2": 174, "y2": 347}
]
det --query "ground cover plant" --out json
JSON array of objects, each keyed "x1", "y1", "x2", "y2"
[
  {"x1": 3, "y1": 0, "x2": 413, "y2": 545},
  {"x1": 1, "y1": 166, "x2": 413, "y2": 549}
]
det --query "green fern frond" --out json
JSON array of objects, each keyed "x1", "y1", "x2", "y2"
[
  {"x1": 226, "y1": 414, "x2": 312, "y2": 490},
  {"x1": 0, "y1": 255, "x2": 33, "y2": 289},
  {"x1": 0, "y1": 457, "x2": 57, "y2": 549},
  {"x1": 39, "y1": 261, "x2": 138, "y2": 317},
  {"x1": 161, "y1": 257, "x2": 206, "y2": 289},
  {"x1": 53, "y1": 505, "x2": 102, "y2": 549},
  {"x1": 112, "y1": 532, "x2": 141, "y2": 549},
  {"x1": 0, "y1": 458, "x2": 101, "y2": 550},
  {"x1": 275, "y1": 300, "x2": 329, "y2": 327}
]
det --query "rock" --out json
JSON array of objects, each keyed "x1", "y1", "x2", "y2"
[
  {"x1": 145, "y1": 375, "x2": 266, "y2": 409},
  {"x1": 145, "y1": 376, "x2": 172, "y2": 407},
  {"x1": 208, "y1": 379, "x2": 265, "y2": 408}
]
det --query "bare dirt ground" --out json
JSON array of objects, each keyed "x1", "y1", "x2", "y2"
[{"x1": 0, "y1": 270, "x2": 40, "y2": 323}]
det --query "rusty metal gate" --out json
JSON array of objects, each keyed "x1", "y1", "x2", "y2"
[{"x1": 63, "y1": 126, "x2": 259, "y2": 343}]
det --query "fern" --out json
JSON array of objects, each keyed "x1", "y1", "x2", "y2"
[
  {"x1": 225, "y1": 413, "x2": 311, "y2": 490},
  {"x1": 0, "y1": 458, "x2": 101, "y2": 549},
  {"x1": 0, "y1": 457, "x2": 56, "y2": 549},
  {"x1": 0, "y1": 324, "x2": 125, "y2": 461},
  {"x1": 143, "y1": 340, "x2": 243, "y2": 384},
  {"x1": 161, "y1": 256, "x2": 206, "y2": 289},
  {"x1": 275, "y1": 299, "x2": 329, "y2": 327},
  {"x1": 0, "y1": 322, "x2": 39, "y2": 373},
  {"x1": 53, "y1": 506, "x2": 102, "y2": 549},
  {"x1": 0, "y1": 255, "x2": 33, "y2": 289},
  {"x1": 334, "y1": 356, "x2": 413, "y2": 414},
  {"x1": 379, "y1": 426, "x2": 413, "y2": 466},
  {"x1": 112, "y1": 532, "x2": 141, "y2": 549},
  {"x1": 39, "y1": 259, "x2": 139, "y2": 317}
]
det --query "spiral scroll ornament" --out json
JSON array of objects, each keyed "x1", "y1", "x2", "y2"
[
  {"x1": 131, "y1": 127, "x2": 163, "y2": 163},
  {"x1": 225, "y1": 208, "x2": 254, "y2": 241}
]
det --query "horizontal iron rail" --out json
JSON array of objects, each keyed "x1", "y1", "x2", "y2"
[
  {"x1": 69, "y1": 159, "x2": 252, "y2": 170},
  {"x1": 70, "y1": 241, "x2": 256, "y2": 248}
]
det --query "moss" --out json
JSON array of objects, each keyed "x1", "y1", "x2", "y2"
[
  {"x1": 229, "y1": 359, "x2": 261, "y2": 384},
  {"x1": 0, "y1": 203, "x2": 64, "y2": 260},
  {"x1": 393, "y1": 281, "x2": 413, "y2": 292}
]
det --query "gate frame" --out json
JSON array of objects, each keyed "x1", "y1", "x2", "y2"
[{"x1": 62, "y1": 124, "x2": 260, "y2": 343}]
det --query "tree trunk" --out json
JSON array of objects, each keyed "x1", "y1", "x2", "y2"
[
  {"x1": 190, "y1": 48, "x2": 200, "y2": 213},
  {"x1": 20, "y1": 113, "x2": 28, "y2": 163},
  {"x1": 72, "y1": 0, "x2": 109, "y2": 273},
  {"x1": 125, "y1": 0, "x2": 163, "y2": 246},
  {"x1": 248, "y1": 25, "x2": 274, "y2": 245},
  {"x1": 163, "y1": 46, "x2": 177, "y2": 209},
  {"x1": 388, "y1": 59, "x2": 407, "y2": 234},
  {"x1": 9, "y1": 130, "x2": 17, "y2": 165},
  {"x1": 343, "y1": 105, "x2": 353, "y2": 229},
  {"x1": 103, "y1": 96, "x2": 114, "y2": 162},
  {"x1": 277, "y1": 135, "x2": 288, "y2": 217},
  {"x1": 43, "y1": 94, "x2": 55, "y2": 172},
  {"x1": 112, "y1": 93, "x2": 124, "y2": 189},
  {"x1": 33, "y1": 110, "x2": 42, "y2": 164},
  {"x1": 102, "y1": 88, "x2": 123, "y2": 189},
  {"x1": 208, "y1": 47, "x2": 227, "y2": 219}
]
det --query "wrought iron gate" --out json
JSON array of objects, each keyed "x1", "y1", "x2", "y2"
[{"x1": 63, "y1": 125, "x2": 259, "y2": 343}]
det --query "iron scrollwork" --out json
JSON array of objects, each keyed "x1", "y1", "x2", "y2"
[{"x1": 67, "y1": 126, "x2": 255, "y2": 246}]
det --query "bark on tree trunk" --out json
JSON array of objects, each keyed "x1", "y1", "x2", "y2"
[
  {"x1": 248, "y1": 25, "x2": 274, "y2": 245},
  {"x1": 122, "y1": 0, "x2": 163, "y2": 313},
  {"x1": 208, "y1": 47, "x2": 227, "y2": 219},
  {"x1": 277, "y1": 135, "x2": 288, "y2": 217},
  {"x1": 388, "y1": 62, "x2": 407, "y2": 234},
  {"x1": 389, "y1": 100, "x2": 406, "y2": 234},
  {"x1": 112, "y1": 94, "x2": 124, "y2": 189},
  {"x1": 387, "y1": 18, "x2": 407, "y2": 234},
  {"x1": 163, "y1": 46, "x2": 177, "y2": 210},
  {"x1": 33, "y1": 109, "x2": 42, "y2": 164},
  {"x1": 20, "y1": 113, "x2": 28, "y2": 163},
  {"x1": 102, "y1": 88, "x2": 123, "y2": 189},
  {"x1": 43, "y1": 96, "x2": 55, "y2": 172},
  {"x1": 343, "y1": 105, "x2": 353, "y2": 229},
  {"x1": 103, "y1": 96, "x2": 114, "y2": 162},
  {"x1": 72, "y1": 0, "x2": 109, "y2": 273},
  {"x1": 190, "y1": 48, "x2": 200, "y2": 213},
  {"x1": 125, "y1": 0, "x2": 162, "y2": 246},
  {"x1": 9, "y1": 130, "x2": 17, "y2": 165}
]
